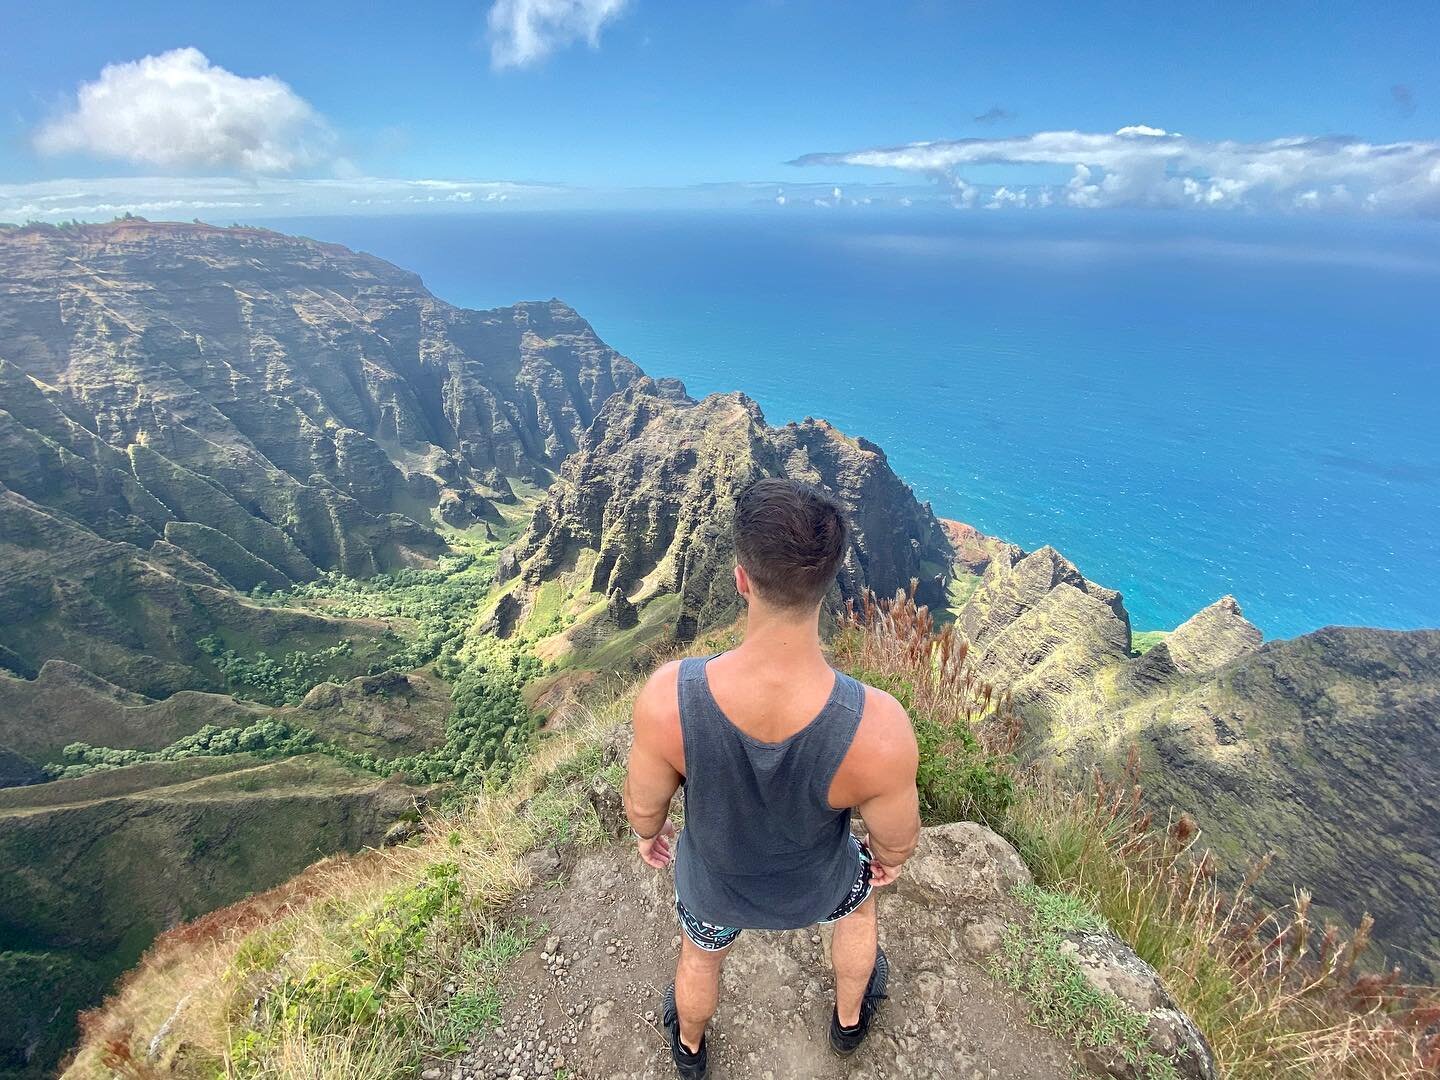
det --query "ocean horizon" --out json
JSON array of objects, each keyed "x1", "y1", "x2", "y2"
[{"x1": 262, "y1": 210, "x2": 1440, "y2": 639}]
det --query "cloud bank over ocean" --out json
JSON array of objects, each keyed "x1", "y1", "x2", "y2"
[{"x1": 793, "y1": 126, "x2": 1440, "y2": 217}]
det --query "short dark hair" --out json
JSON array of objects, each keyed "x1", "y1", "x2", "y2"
[{"x1": 733, "y1": 477, "x2": 847, "y2": 610}]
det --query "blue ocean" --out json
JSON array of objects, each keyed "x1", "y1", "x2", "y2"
[{"x1": 269, "y1": 211, "x2": 1440, "y2": 638}]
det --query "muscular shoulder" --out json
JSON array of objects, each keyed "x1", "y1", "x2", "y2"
[
  {"x1": 832, "y1": 683, "x2": 918, "y2": 805},
  {"x1": 854, "y1": 685, "x2": 919, "y2": 771},
  {"x1": 632, "y1": 659, "x2": 684, "y2": 766}
]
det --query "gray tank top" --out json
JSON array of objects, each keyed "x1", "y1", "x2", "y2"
[{"x1": 673, "y1": 654, "x2": 866, "y2": 929}]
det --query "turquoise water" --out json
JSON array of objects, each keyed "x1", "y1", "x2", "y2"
[{"x1": 269, "y1": 211, "x2": 1440, "y2": 638}]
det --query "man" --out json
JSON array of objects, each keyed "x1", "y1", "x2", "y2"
[{"x1": 623, "y1": 477, "x2": 922, "y2": 1078}]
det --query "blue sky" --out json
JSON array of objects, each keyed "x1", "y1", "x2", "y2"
[{"x1": 1, "y1": 1, "x2": 1437, "y2": 217}]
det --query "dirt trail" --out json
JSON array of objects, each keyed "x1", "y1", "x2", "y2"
[{"x1": 427, "y1": 831, "x2": 1082, "y2": 1080}]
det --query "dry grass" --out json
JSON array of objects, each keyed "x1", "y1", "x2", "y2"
[
  {"x1": 1011, "y1": 756, "x2": 1440, "y2": 1079},
  {"x1": 841, "y1": 583, "x2": 1021, "y2": 758}
]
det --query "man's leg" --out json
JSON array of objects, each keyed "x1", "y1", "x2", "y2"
[
  {"x1": 830, "y1": 892, "x2": 878, "y2": 1027},
  {"x1": 674, "y1": 935, "x2": 728, "y2": 1052}
]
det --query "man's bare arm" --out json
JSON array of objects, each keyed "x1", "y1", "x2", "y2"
[
  {"x1": 859, "y1": 781, "x2": 921, "y2": 872},
  {"x1": 623, "y1": 661, "x2": 684, "y2": 867},
  {"x1": 854, "y1": 693, "x2": 921, "y2": 884}
]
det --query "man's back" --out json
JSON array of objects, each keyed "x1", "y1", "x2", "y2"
[
  {"x1": 670, "y1": 653, "x2": 867, "y2": 930},
  {"x1": 702, "y1": 647, "x2": 839, "y2": 743},
  {"x1": 635, "y1": 650, "x2": 920, "y2": 848}
]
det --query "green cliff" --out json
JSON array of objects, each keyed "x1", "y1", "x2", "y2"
[{"x1": 952, "y1": 532, "x2": 1440, "y2": 982}]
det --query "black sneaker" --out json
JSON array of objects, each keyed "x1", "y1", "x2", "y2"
[
  {"x1": 662, "y1": 982, "x2": 708, "y2": 1079},
  {"x1": 828, "y1": 946, "x2": 890, "y2": 1056}
]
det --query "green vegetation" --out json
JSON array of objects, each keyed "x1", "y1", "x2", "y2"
[
  {"x1": 835, "y1": 597, "x2": 1016, "y2": 830},
  {"x1": 230, "y1": 861, "x2": 483, "y2": 1072},
  {"x1": 196, "y1": 637, "x2": 356, "y2": 706},
  {"x1": 44, "y1": 533, "x2": 549, "y2": 788},
  {"x1": 187, "y1": 706, "x2": 619, "y2": 1077},
  {"x1": 522, "y1": 579, "x2": 571, "y2": 638},
  {"x1": 853, "y1": 661, "x2": 1015, "y2": 827},
  {"x1": 413, "y1": 636, "x2": 547, "y2": 786},
  {"x1": 943, "y1": 569, "x2": 984, "y2": 617},
  {"x1": 1130, "y1": 630, "x2": 1169, "y2": 656},
  {"x1": 262, "y1": 545, "x2": 496, "y2": 669},
  {"x1": 217, "y1": 541, "x2": 502, "y2": 708},
  {"x1": 53, "y1": 636, "x2": 544, "y2": 792},
  {"x1": 994, "y1": 885, "x2": 1179, "y2": 1080},
  {"x1": 274, "y1": 536, "x2": 551, "y2": 784},
  {"x1": 45, "y1": 718, "x2": 343, "y2": 780}
]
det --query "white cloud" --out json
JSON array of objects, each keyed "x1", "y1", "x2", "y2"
[
  {"x1": 487, "y1": 0, "x2": 630, "y2": 69},
  {"x1": 34, "y1": 48, "x2": 332, "y2": 173},
  {"x1": 1115, "y1": 124, "x2": 1174, "y2": 137},
  {"x1": 791, "y1": 127, "x2": 1440, "y2": 217}
]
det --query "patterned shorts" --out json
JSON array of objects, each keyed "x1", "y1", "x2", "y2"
[{"x1": 675, "y1": 836, "x2": 874, "y2": 952}]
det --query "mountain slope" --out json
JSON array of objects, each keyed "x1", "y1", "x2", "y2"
[
  {"x1": 1102, "y1": 625, "x2": 1440, "y2": 982},
  {"x1": 0, "y1": 219, "x2": 641, "y2": 695}
]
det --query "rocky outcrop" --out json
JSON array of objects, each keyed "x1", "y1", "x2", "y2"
[
  {"x1": 509, "y1": 378, "x2": 952, "y2": 646},
  {"x1": 440, "y1": 802, "x2": 1213, "y2": 1080},
  {"x1": 940, "y1": 518, "x2": 1008, "y2": 575},
  {"x1": 1126, "y1": 597, "x2": 1262, "y2": 692},
  {"x1": 606, "y1": 587, "x2": 638, "y2": 629},
  {"x1": 0, "y1": 220, "x2": 642, "y2": 692},
  {"x1": 901, "y1": 824, "x2": 1215, "y2": 1080},
  {"x1": 957, "y1": 544, "x2": 1133, "y2": 717},
  {"x1": 1056, "y1": 931, "x2": 1215, "y2": 1080},
  {"x1": 953, "y1": 532, "x2": 1440, "y2": 983}
]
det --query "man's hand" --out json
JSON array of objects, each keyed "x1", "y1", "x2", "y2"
[
  {"x1": 869, "y1": 859, "x2": 902, "y2": 887},
  {"x1": 637, "y1": 819, "x2": 677, "y2": 869}
]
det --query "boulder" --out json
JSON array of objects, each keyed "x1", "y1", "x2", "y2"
[
  {"x1": 1060, "y1": 933, "x2": 1216, "y2": 1080},
  {"x1": 897, "y1": 824, "x2": 1216, "y2": 1080},
  {"x1": 898, "y1": 820, "x2": 1032, "y2": 908}
]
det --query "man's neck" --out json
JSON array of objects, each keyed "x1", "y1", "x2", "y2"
[{"x1": 731, "y1": 604, "x2": 827, "y2": 671}]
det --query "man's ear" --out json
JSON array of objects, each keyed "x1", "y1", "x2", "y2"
[{"x1": 734, "y1": 563, "x2": 750, "y2": 602}]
